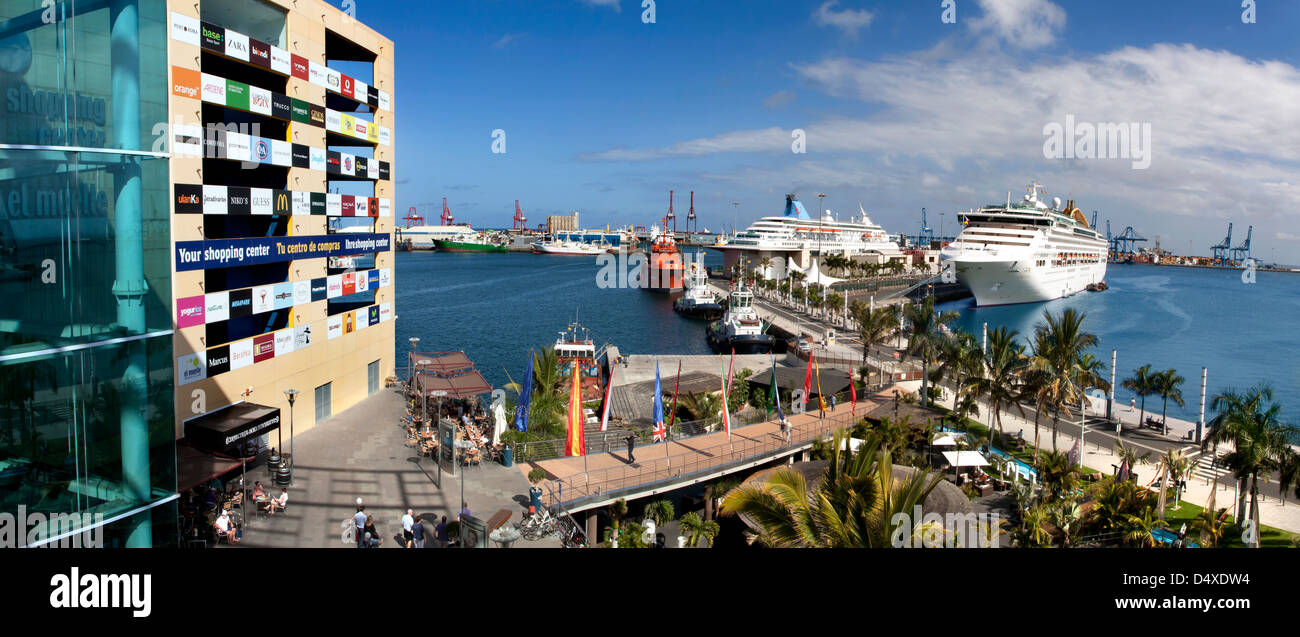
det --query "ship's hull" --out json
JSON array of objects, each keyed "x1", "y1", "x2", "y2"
[
  {"x1": 706, "y1": 326, "x2": 774, "y2": 354},
  {"x1": 532, "y1": 244, "x2": 602, "y2": 255},
  {"x1": 435, "y1": 240, "x2": 507, "y2": 253},
  {"x1": 954, "y1": 259, "x2": 1107, "y2": 306},
  {"x1": 673, "y1": 299, "x2": 725, "y2": 321},
  {"x1": 642, "y1": 248, "x2": 685, "y2": 292}
]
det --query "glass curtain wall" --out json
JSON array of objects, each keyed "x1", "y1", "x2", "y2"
[{"x1": 0, "y1": 0, "x2": 175, "y2": 547}]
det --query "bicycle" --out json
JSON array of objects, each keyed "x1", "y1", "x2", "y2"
[{"x1": 518, "y1": 508, "x2": 559, "y2": 541}]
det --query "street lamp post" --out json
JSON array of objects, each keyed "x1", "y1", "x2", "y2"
[
  {"x1": 408, "y1": 337, "x2": 420, "y2": 385},
  {"x1": 284, "y1": 389, "x2": 299, "y2": 485}
]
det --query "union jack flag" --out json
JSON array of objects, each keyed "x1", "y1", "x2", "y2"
[{"x1": 653, "y1": 420, "x2": 667, "y2": 443}]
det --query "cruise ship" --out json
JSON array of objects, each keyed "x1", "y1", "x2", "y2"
[
  {"x1": 940, "y1": 182, "x2": 1107, "y2": 306},
  {"x1": 714, "y1": 195, "x2": 904, "y2": 275}
]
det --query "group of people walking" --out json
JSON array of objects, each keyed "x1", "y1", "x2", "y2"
[{"x1": 353, "y1": 505, "x2": 453, "y2": 548}]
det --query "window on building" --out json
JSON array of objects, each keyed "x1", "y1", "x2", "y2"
[
  {"x1": 314, "y1": 382, "x2": 332, "y2": 423},
  {"x1": 368, "y1": 360, "x2": 379, "y2": 395}
]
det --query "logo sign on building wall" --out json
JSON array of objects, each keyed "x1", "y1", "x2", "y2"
[
  {"x1": 177, "y1": 353, "x2": 206, "y2": 387},
  {"x1": 175, "y1": 184, "x2": 203, "y2": 214},
  {"x1": 294, "y1": 325, "x2": 312, "y2": 349},
  {"x1": 274, "y1": 330, "x2": 295, "y2": 358},
  {"x1": 273, "y1": 282, "x2": 295, "y2": 310},
  {"x1": 340, "y1": 196, "x2": 355, "y2": 217},
  {"x1": 291, "y1": 191, "x2": 310, "y2": 215},
  {"x1": 175, "y1": 235, "x2": 392, "y2": 272},
  {"x1": 251, "y1": 188, "x2": 273, "y2": 215},
  {"x1": 226, "y1": 131, "x2": 252, "y2": 163},
  {"x1": 230, "y1": 339, "x2": 254, "y2": 370},
  {"x1": 309, "y1": 60, "x2": 327, "y2": 87},
  {"x1": 207, "y1": 345, "x2": 231, "y2": 377},
  {"x1": 310, "y1": 147, "x2": 327, "y2": 172},
  {"x1": 291, "y1": 54, "x2": 310, "y2": 80},
  {"x1": 342, "y1": 273, "x2": 356, "y2": 296},
  {"x1": 249, "y1": 39, "x2": 271, "y2": 68},
  {"x1": 356, "y1": 309, "x2": 369, "y2": 331},
  {"x1": 356, "y1": 270, "x2": 370, "y2": 293},
  {"x1": 291, "y1": 144, "x2": 310, "y2": 168},
  {"x1": 201, "y1": 73, "x2": 226, "y2": 105},
  {"x1": 229, "y1": 289, "x2": 253, "y2": 318},
  {"x1": 249, "y1": 86, "x2": 272, "y2": 116},
  {"x1": 276, "y1": 191, "x2": 295, "y2": 216},
  {"x1": 205, "y1": 291, "x2": 230, "y2": 323},
  {"x1": 224, "y1": 30, "x2": 249, "y2": 61},
  {"x1": 174, "y1": 123, "x2": 204, "y2": 158},
  {"x1": 270, "y1": 46, "x2": 292, "y2": 75},
  {"x1": 252, "y1": 285, "x2": 274, "y2": 314},
  {"x1": 203, "y1": 185, "x2": 228, "y2": 214},
  {"x1": 225, "y1": 79, "x2": 249, "y2": 111},
  {"x1": 171, "y1": 66, "x2": 201, "y2": 99},
  {"x1": 253, "y1": 137, "x2": 271, "y2": 163},
  {"x1": 310, "y1": 279, "x2": 328, "y2": 302},
  {"x1": 327, "y1": 315, "x2": 343, "y2": 340},
  {"x1": 272, "y1": 93, "x2": 292, "y2": 121},
  {"x1": 326, "y1": 193, "x2": 342, "y2": 216},
  {"x1": 271, "y1": 140, "x2": 292, "y2": 167},
  {"x1": 368, "y1": 305, "x2": 380, "y2": 326},
  {"x1": 379, "y1": 268, "x2": 391, "y2": 288},
  {"x1": 171, "y1": 12, "x2": 201, "y2": 47},
  {"x1": 354, "y1": 197, "x2": 369, "y2": 218},
  {"x1": 253, "y1": 334, "x2": 275, "y2": 363},
  {"x1": 310, "y1": 193, "x2": 327, "y2": 215},
  {"x1": 176, "y1": 295, "x2": 206, "y2": 328},
  {"x1": 368, "y1": 269, "x2": 380, "y2": 290},
  {"x1": 293, "y1": 280, "x2": 311, "y2": 306},
  {"x1": 200, "y1": 22, "x2": 225, "y2": 53},
  {"x1": 340, "y1": 74, "x2": 354, "y2": 98},
  {"x1": 327, "y1": 275, "x2": 343, "y2": 298},
  {"x1": 380, "y1": 303, "x2": 393, "y2": 323},
  {"x1": 227, "y1": 187, "x2": 251, "y2": 215}
]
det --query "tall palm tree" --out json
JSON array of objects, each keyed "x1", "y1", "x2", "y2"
[
  {"x1": 850, "y1": 304, "x2": 898, "y2": 387},
  {"x1": 1036, "y1": 450, "x2": 1081, "y2": 502},
  {"x1": 719, "y1": 431, "x2": 943, "y2": 547},
  {"x1": 902, "y1": 296, "x2": 959, "y2": 408},
  {"x1": 1202, "y1": 384, "x2": 1299, "y2": 541},
  {"x1": 1190, "y1": 507, "x2": 1230, "y2": 548},
  {"x1": 1153, "y1": 449, "x2": 1190, "y2": 520},
  {"x1": 644, "y1": 499, "x2": 675, "y2": 528},
  {"x1": 677, "y1": 512, "x2": 720, "y2": 548},
  {"x1": 1153, "y1": 368, "x2": 1185, "y2": 436},
  {"x1": 1121, "y1": 364, "x2": 1156, "y2": 427},
  {"x1": 1028, "y1": 309, "x2": 1098, "y2": 451},
  {"x1": 967, "y1": 326, "x2": 1027, "y2": 441},
  {"x1": 1113, "y1": 440, "x2": 1151, "y2": 481},
  {"x1": 937, "y1": 331, "x2": 983, "y2": 423}
]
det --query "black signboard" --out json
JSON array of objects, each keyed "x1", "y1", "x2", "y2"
[
  {"x1": 206, "y1": 345, "x2": 231, "y2": 377},
  {"x1": 175, "y1": 184, "x2": 203, "y2": 215},
  {"x1": 310, "y1": 193, "x2": 327, "y2": 215},
  {"x1": 229, "y1": 289, "x2": 253, "y2": 318},
  {"x1": 291, "y1": 143, "x2": 310, "y2": 168},
  {"x1": 200, "y1": 22, "x2": 225, "y2": 53},
  {"x1": 227, "y1": 186, "x2": 251, "y2": 215},
  {"x1": 184, "y1": 403, "x2": 281, "y2": 456}
]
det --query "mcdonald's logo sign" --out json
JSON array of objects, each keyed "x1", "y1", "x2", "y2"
[{"x1": 275, "y1": 192, "x2": 291, "y2": 213}]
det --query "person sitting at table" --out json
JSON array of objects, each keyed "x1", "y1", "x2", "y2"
[
  {"x1": 268, "y1": 488, "x2": 288, "y2": 515},
  {"x1": 214, "y1": 510, "x2": 239, "y2": 543},
  {"x1": 363, "y1": 517, "x2": 382, "y2": 548}
]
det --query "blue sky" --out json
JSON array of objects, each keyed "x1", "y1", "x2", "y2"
[{"x1": 336, "y1": 0, "x2": 1300, "y2": 263}]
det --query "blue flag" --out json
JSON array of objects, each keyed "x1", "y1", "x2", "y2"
[{"x1": 514, "y1": 347, "x2": 534, "y2": 432}]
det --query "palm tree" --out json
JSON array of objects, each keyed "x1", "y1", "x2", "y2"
[
  {"x1": 1020, "y1": 504, "x2": 1053, "y2": 547},
  {"x1": 967, "y1": 326, "x2": 1027, "y2": 441},
  {"x1": 644, "y1": 499, "x2": 674, "y2": 529},
  {"x1": 677, "y1": 511, "x2": 720, "y2": 548},
  {"x1": 936, "y1": 331, "x2": 983, "y2": 423},
  {"x1": 719, "y1": 431, "x2": 943, "y2": 547},
  {"x1": 1122, "y1": 507, "x2": 1168, "y2": 548},
  {"x1": 1028, "y1": 309, "x2": 1098, "y2": 452},
  {"x1": 1154, "y1": 449, "x2": 1190, "y2": 519},
  {"x1": 902, "y1": 296, "x2": 959, "y2": 408},
  {"x1": 1113, "y1": 440, "x2": 1151, "y2": 481},
  {"x1": 1202, "y1": 384, "x2": 1299, "y2": 540},
  {"x1": 606, "y1": 498, "x2": 629, "y2": 545},
  {"x1": 1036, "y1": 450, "x2": 1081, "y2": 502},
  {"x1": 1121, "y1": 364, "x2": 1156, "y2": 428},
  {"x1": 850, "y1": 304, "x2": 898, "y2": 387},
  {"x1": 677, "y1": 391, "x2": 724, "y2": 429},
  {"x1": 1153, "y1": 368, "x2": 1185, "y2": 436},
  {"x1": 1190, "y1": 507, "x2": 1230, "y2": 548}
]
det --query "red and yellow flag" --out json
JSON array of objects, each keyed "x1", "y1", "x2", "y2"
[
  {"x1": 565, "y1": 366, "x2": 586, "y2": 456},
  {"x1": 720, "y1": 356, "x2": 732, "y2": 439}
]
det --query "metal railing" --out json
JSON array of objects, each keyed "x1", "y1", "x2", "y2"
[
  {"x1": 508, "y1": 410, "x2": 774, "y2": 463},
  {"x1": 541, "y1": 408, "x2": 864, "y2": 511}
]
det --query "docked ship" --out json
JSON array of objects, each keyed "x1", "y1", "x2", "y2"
[
  {"x1": 673, "y1": 257, "x2": 725, "y2": 320},
  {"x1": 641, "y1": 224, "x2": 684, "y2": 293},
  {"x1": 714, "y1": 194, "x2": 906, "y2": 276},
  {"x1": 706, "y1": 278, "x2": 774, "y2": 354},
  {"x1": 940, "y1": 182, "x2": 1107, "y2": 306},
  {"x1": 532, "y1": 239, "x2": 606, "y2": 255},
  {"x1": 554, "y1": 320, "x2": 605, "y2": 403},
  {"x1": 434, "y1": 228, "x2": 507, "y2": 253}
]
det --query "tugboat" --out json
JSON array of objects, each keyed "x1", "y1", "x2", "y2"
[
  {"x1": 673, "y1": 258, "x2": 725, "y2": 320},
  {"x1": 554, "y1": 320, "x2": 605, "y2": 402},
  {"x1": 642, "y1": 224, "x2": 684, "y2": 293},
  {"x1": 706, "y1": 278, "x2": 774, "y2": 354}
]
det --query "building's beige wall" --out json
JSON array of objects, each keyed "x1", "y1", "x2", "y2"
[{"x1": 169, "y1": 0, "x2": 396, "y2": 440}]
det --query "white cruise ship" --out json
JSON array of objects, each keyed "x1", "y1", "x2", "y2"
[
  {"x1": 940, "y1": 182, "x2": 1107, "y2": 306},
  {"x1": 715, "y1": 194, "x2": 904, "y2": 276}
]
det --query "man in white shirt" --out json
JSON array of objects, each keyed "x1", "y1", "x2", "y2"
[
  {"x1": 269, "y1": 488, "x2": 288, "y2": 515},
  {"x1": 214, "y1": 510, "x2": 238, "y2": 543},
  {"x1": 401, "y1": 509, "x2": 415, "y2": 548},
  {"x1": 354, "y1": 506, "x2": 368, "y2": 548}
]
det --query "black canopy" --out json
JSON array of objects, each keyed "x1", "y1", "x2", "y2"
[{"x1": 184, "y1": 403, "x2": 281, "y2": 456}]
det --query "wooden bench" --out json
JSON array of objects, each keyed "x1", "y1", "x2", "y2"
[{"x1": 486, "y1": 509, "x2": 511, "y2": 533}]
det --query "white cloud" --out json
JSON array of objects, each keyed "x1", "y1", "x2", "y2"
[
  {"x1": 1277, "y1": 232, "x2": 1300, "y2": 241},
  {"x1": 813, "y1": 1, "x2": 874, "y2": 37},
  {"x1": 969, "y1": 0, "x2": 1066, "y2": 49},
  {"x1": 763, "y1": 90, "x2": 796, "y2": 109},
  {"x1": 578, "y1": 43, "x2": 1300, "y2": 254},
  {"x1": 492, "y1": 33, "x2": 522, "y2": 49},
  {"x1": 578, "y1": 0, "x2": 621, "y2": 12}
]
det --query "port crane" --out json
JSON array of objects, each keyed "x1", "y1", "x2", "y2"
[
  {"x1": 402, "y1": 206, "x2": 425, "y2": 229},
  {"x1": 687, "y1": 191, "x2": 698, "y2": 236},
  {"x1": 1106, "y1": 220, "x2": 1148, "y2": 259},
  {"x1": 916, "y1": 207, "x2": 934, "y2": 247},
  {"x1": 1229, "y1": 225, "x2": 1252, "y2": 266},
  {"x1": 1210, "y1": 223, "x2": 1233, "y2": 265},
  {"x1": 513, "y1": 200, "x2": 527, "y2": 230},
  {"x1": 440, "y1": 197, "x2": 455, "y2": 225},
  {"x1": 662, "y1": 190, "x2": 677, "y2": 235}
]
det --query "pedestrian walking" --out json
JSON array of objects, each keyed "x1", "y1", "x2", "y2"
[
  {"x1": 625, "y1": 433, "x2": 636, "y2": 464},
  {"x1": 353, "y1": 506, "x2": 367, "y2": 549},
  {"x1": 411, "y1": 515, "x2": 426, "y2": 549},
  {"x1": 401, "y1": 509, "x2": 415, "y2": 548},
  {"x1": 830, "y1": 395, "x2": 837, "y2": 412}
]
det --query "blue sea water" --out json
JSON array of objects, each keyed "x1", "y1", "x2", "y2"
[
  {"x1": 394, "y1": 250, "x2": 726, "y2": 391},
  {"x1": 395, "y1": 254, "x2": 1299, "y2": 426},
  {"x1": 937, "y1": 264, "x2": 1300, "y2": 425}
]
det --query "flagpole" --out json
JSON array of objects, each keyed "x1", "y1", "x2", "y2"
[{"x1": 667, "y1": 360, "x2": 681, "y2": 468}]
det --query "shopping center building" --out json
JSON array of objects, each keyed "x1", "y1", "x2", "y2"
[{"x1": 0, "y1": 0, "x2": 395, "y2": 547}]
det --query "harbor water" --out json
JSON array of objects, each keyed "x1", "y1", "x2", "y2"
[
  {"x1": 394, "y1": 250, "x2": 726, "y2": 391},
  {"x1": 938, "y1": 263, "x2": 1300, "y2": 425},
  {"x1": 395, "y1": 253, "x2": 1299, "y2": 426}
]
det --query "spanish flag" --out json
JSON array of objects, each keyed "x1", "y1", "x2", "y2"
[{"x1": 565, "y1": 366, "x2": 586, "y2": 456}]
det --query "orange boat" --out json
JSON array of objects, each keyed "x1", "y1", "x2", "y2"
[
  {"x1": 642, "y1": 228, "x2": 684, "y2": 293},
  {"x1": 554, "y1": 321, "x2": 604, "y2": 403}
]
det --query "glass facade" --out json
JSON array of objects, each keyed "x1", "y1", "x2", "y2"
[{"x1": 0, "y1": 0, "x2": 175, "y2": 547}]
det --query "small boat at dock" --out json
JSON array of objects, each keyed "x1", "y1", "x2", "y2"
[
  {"x1": 706, "y1": 278, "x2": 774, "y2": 354},
  {"x1": 674, "y1": 258, "x2": 725, "y2": 320}
]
